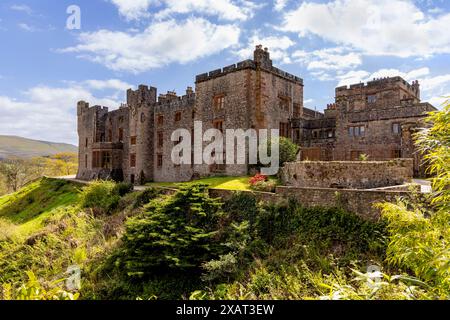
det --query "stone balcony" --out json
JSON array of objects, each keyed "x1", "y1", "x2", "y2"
[{"x1": 92, "y1": 142, "x2": 123, "y2": 150}]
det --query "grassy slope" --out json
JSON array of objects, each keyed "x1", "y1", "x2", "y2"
[
  {"x1": 147, "y1": 176, "x2": 278, "y2": 191},
  {"x1": 0, "y1": 135, "x2": 77, "y2": 158},
  {"x1": 0, "y1": 178, "x2": 81, "y2": 236}
]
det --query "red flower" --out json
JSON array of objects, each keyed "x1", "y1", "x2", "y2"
[{"x1": 249, "y1": 173, "x2": 268, "y2": 186}]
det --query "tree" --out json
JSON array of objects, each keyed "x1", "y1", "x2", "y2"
[
  {"x1": 376, "y1": 101, "x2": 450, "y2": 299},
  {"x1": 43, "y1": 152, "x2": 78, "y2": 177},
  {"x1": 116, "y1": 184, "x2": 225, "y2": 276},
  {"x1": 0, "y1": 159, "x2": 35, "y2": 192},
  {"x1": 278, "y1": 137, "x2": 300, "y2": 167},
  {"x1": 415, "y1": 101, "x2": 450, "y2": 211}
]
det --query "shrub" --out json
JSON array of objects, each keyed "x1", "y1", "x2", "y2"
[
  {"x1": 80, "y1": 180, "x2": 121, "y2": 214},
  {"x1": 114, "y1": 184, "x2": 226, "y2": 277},
  {"x1": 250, "y1": 180, "x2": 277, "y2": 193},
  {"x1": 201, "y1": 253, "x2": 238, "y2": 283},
  {"x1": 113, "y1": 182, "x2": 134, "y2": 197}
]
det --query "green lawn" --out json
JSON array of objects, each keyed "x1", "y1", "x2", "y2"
[{"x1": 146, "y1": 176, "x2": 254, "y2": 191}]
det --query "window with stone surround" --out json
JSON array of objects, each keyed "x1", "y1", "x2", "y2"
[
  {"x1": 175, "y1": 111, "x2": 182, "y2": 122},
  {"x1": 157, "y1": 154, "x2": 163, "y2": 168},
  {"x1": 130, "y1": 153, "x2": 136, "y2": 168},
  {"x1": 92, "y1": 151, "x2": 100, "y2": 168},
  {"x1": 348, "y1": 126, "x2": 365, "y2": 137},
  {"x1": 157, "y1": 114, "x2": 164, "y2": 126},
  {"x1": 92, "y1": 151, "x2": 111, "y2": 168},
  {"x1": 130, "y1": 136, "x2": 137, "y2": 145},
  {"x1": 157, "y1": 131, "x2": 164, "y2": 148},
  {"x1": 119, "y1": 128, "x2": 124, "y2": 142},
  {"x1": 392, "y1": 123, "x2": 401, "y2": 135},
  {"x1": 367, "y1": 95, "x2": 377, "y2": 104},
  {"x1": 279, "y1": 97, "x2": 290, "y2": 112},
  {"x1": 214, "y1": 95, "x2": 225, "y2": 110},
  {"x1": 280, "y1": 122, "x2": 289, "y2": 138},
  {"x1": 102, "y1": 152, "x2": 111, "y2": 169},
  {"x1": 293, "y1": 103, "x2": 301, "y2": 118}
]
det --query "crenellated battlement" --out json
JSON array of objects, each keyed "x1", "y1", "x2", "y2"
[
  {"x1": 336, "y1": 76, "x2": 420, "y2": 98},
  {"x1": 196, "y1": 46, "x2": 303, "y2": 85},
  {"x1": 195, "y1": 59, "x2": 257, "y2": 83}
]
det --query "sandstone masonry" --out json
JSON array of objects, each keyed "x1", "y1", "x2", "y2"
[{"x1": 77, "y1": 46, "x2": 436, "y2": 184}]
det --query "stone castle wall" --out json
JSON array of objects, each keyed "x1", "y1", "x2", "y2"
[{"x1": 280, "y1": 159, "x2": 414, "y2": 189}]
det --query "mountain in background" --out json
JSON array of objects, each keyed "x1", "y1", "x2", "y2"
[{"x1": 0, "y1": 135, "x2": 78, "y2": 159}]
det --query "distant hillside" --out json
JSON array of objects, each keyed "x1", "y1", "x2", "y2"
[{"x1": 0, "y1": 135, "x2": 78, "y2": 159}]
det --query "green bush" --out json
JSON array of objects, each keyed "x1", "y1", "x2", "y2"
[
  {"x1": 80, "y1": 180, "x2": 121, "y2": 214},
  {"x1": 249, "y1": 180, "x2": 277, "y2": 193},
  {"x1": 113, "y1": 182, "x2": 134, "y2": 197},
  {"x1": 114, "y1": 184, "x2": 226, "y2": 277}
]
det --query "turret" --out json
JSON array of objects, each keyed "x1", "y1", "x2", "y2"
[
  {"x1": 412, "y1": 80, "x2": 420, "y2": 100},
  {"x1": 127, "y1": 85, "x2": 157, "y2": 106},
  {"x1": 77, "y1": 101, "x2": 89, "y2": 116}
]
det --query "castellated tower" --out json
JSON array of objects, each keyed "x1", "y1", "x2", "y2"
[{"x1": 125, "y1": 85, "x2": 157, "y2": 184}]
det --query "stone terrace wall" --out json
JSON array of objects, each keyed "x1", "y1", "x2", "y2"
[
  {"x1": 208, "y1": 187, "x2": 409, "y2": 221},
  {"x1": 276, "y1": 186, "x2": 410, "y2": 221},
  {"x1": 280, "y1": 159, "x2": 413, "y2": 189}
]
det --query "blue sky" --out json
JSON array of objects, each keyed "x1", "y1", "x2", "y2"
[{"x1": 0, "y1": 0, "x2": 450, "y2": 145}]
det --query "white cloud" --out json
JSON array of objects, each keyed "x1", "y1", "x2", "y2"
[
  {"x1": 235, "y1": 34, "x2": 294, "y2": 63},
  {"x1": 337, "y1": 67, "x2": 430, "y2": 86},
  {"x1": 156, "y1": 0, "x2": 260, "y2": 21},
  {"x1": 420, "y1": 74, "x2": 450, "y2": 107},
  {"x1": 83, "y1": 79, "x2": 133, "y2": 91},
  {"x1": 11, "y1": 4, "x2": 33, "y2": 15},
  {"x1": 336, "y1": 70, "x2": 371, "y2": 86},
  {"x1": 18, "y1": 23, "x2": 37, "y2": 32},
  {"x1": 281, "y1": 0, "x2": 450, "y2": 57},
  {"x1": 0, "y1": 81, "x2": 127, "y2": 144},
  {"x1": 293, "y1": 47, "x2": 362, "y2": 72},
  {"x1": 62, "y1": 18, "x2": 240, "y2": 73},
  {"x1": 274, "y1": 0, "x2": 288, "y2": 12},
  {"x1": 110, "y1": 0, "x2": 154, "y2": 21},
  {"x1": 110, "y1": 0, "x2": 260, "y2": 21}
]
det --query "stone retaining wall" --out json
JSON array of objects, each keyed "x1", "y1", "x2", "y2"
[{"x1": 280, "y1": 159, "x2": 413, "y2": 189}]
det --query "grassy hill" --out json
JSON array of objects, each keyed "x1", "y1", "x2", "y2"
[
  {"x1": 0, "y1": 178, "x2": 389, "y2": 300},
  {"x1": 0, "y1": 135, "x2": 77, "y2": 159}
]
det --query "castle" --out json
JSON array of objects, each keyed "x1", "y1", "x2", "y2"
[{"x1": 76, "y1": 46, "x2": 436, "y2": 184}]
